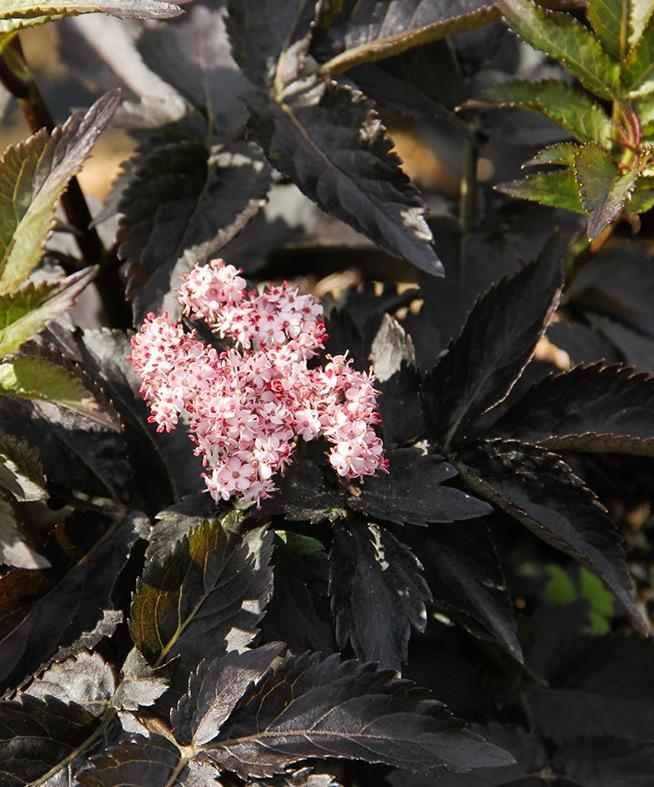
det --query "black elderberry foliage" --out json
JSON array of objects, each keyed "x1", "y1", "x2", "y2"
[{"x1": 1, "y1": 1, "x2": 654, "y2": 784}]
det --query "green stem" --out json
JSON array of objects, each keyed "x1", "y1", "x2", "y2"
[
  {"x1": 459, "y1": 134, "x2": 479, "y2": 236},
  {"x1": 0, "y1": 37, "x2": 130, "y2": 327}
]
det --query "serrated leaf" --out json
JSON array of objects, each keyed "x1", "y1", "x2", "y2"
[
  {"x1": 0, "y1": 0, "x2": 181, "y2": 33},
  {"x1": 129, "y1": 517, "x2": 273, "y2": 686},
  {"x1": 207, "y1": 652, "x2": 514, "y2": 778},
  {"x1": 421, "y1": 241, "x2": 563, "y2": 449},
  {"x1": 587, "y1": 0, "x2": 630, "y2": 59},
  {"x1": 119, "y1": 138, "x2": 270, "y2": 322},
  {"x1": 496, "y1": 168, "x2": 586, "y2": 213},
  {"x1": 491, "y1": 363, "x2": 654, "y2": 455},
  {"x1": 482, "y1": 80, "x2": 613, "y2": 146},
  {"x1": 497, "y1": 0, "x2": 620, "y2": 99},
  {"x1": 0, "y1": 355, "x2": 105, "y2": 422},
  {"x1": 0, "y1": 493, "x2": 49, "y2": 569},
  {"x1": 624, "y1": 11, "x2": 654, "y2": 95},
  {"x1": 349, "y1": 448, "x2": 492, "y2": 526},
  {"x1": 524, "y1": 141, "x2": 580, "y2": 167},
  {"x1": 406, "y1": 521, "x2": 523, "y2": 662},
  {"x1": 0, "y1": 91, "x2": 119, "y2": 294},
  {"x1": 171, "y1": 643, "x2": 284, "y2": 746},
  {"x1": 574, "y1": 142, "x2": 639, "y2": 239},
  {"x1": 0, "y1": 426, "x2": 46, "y2": 502},
  {"x1": 247, "y1": 78, "x2": 442, "y2": 277},
  {"x1": 0, "y1": 694, "x2": 99, "y2": 785},
  {"x1": 79, "y1": 734, "x2": 220, "y2": 786},
  {"x1": 329, "y1": 521, "x2": 431, "y2": 668},
  {"x1": 0, "y1": 268, "x2": 95, "y2": 357},
  {"x1": 227, "y1": 0, "x2": 318, "y2": 89},
  {"x1": 457, "y1": 439, "x2": 644, "y2": 632},
  {"x1": 25, "y1": 651, "x2": 116, "y2": 715},
  {"x1": 112, "y1": 647, "x2": 169, "y2": 711},
  {"x1": 0, "y1": 512, "x2": 136, "y2": 693},
  {"x1": 321, "y1": 0, "x2": 497, "y2": 73}
]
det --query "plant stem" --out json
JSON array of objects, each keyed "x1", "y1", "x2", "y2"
[
  {"x1": 0, "y1": 37, "x2": 130, "y2": 327},
  {"x1": 459, "y1": 134, "x2": 479, "y2": 236}
]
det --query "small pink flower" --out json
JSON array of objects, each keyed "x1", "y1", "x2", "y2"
[{"x1": 129, "y1": 259, "x2": 386, "y2": 507}]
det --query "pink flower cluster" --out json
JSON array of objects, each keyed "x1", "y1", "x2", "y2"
[{"x1": 129, "y1": 259, "x2": 387, "y2": 506}]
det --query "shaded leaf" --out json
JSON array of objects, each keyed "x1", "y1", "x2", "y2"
[
  {"x1": 0, "y1": 512, "x2": 136, "y2": 693},
  {"x1": 0, "y1": 695, "x2": 99, "y2": 785},
  {"x1": 129, "y1": 517, "x2": 273, "y2": 679},
  {"x1": 491, "y1": 363, "x2": 654, "y2": 455},
  {"x1": 119, "y1": 139, "x2": 270, "y2": 322},
  {"x1": 329, "y1": 521, "x2": 431, "y2": 668},
  {"x1": 227, "y1": 0, "x2": 318, "y2": 88},
  {"x1": 350, "y1": 449, "x2": 492, "y2": 526},
  {"x1": 406, "y1": 521, "x2": 522, "y2": 661},
  {"x1": 0, "y1": 0, "x2": 181, "y2": 33},
  {"x1": 0, "y1": 91, "x2": 119, "y2": 294},
  {"x1": 587, "y1": 0, "x2": 631, "y2": 59},
  {"x1": 262, "y1": 540, "x2": 336, "y2": 655},
  {"x1": 0, "y1": 494, "x2": 49, "y2": 569},
  {"x1": 0, "y1": 268, "x2": 95, "y2": 357},
  {"x1": 496, "y1": 0, "x2": 620, "y2": 99},
  {"x1": 78, "y1": 733, "x2": 211, "y2": 786},
  {"x1": 496, "y1": 168, "x2": 585, "y2": 213},
  {"x1": 208, "y1": 652, "x2": 514, "y2": 778},
  {"x1": 482, "y1": 79, "x2": 612, "y2": 146},
  {"x1": 68, "y1": 328, "x2": 203, "y2": 506},
  {"x1": 574, "y1": 142, "x2": 639, "y2": 239},
  {"x1": 322, "y1": 0, "x2": 497, "y2": 73},
  {"x1": 139, "y1": 1, "x2": 250, "y2": 139},
  {"x1": 592, "y1": 313, "x2": 654, "y2": 372},
  {"x1": 553, "y1": 738, "x2": 654, "y2": 786},
  {"x1": 421, "y1": 244, "x2": 563, "y2": 449},
  {"x1": 171, "y1": 643, "x2": 284, "y2": 745},
  {"x1": 457, "y1": 439, "x2": 644, "y2": 631},
  {"x1": 247, "y1": 79, "x2": 442, "y2": 277},
  {"x1": 0, "y1": 427, "x2": 46, "y2": 502}
]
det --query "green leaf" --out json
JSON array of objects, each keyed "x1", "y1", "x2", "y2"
[
  {"x1": 0, "y1": 493, "x2": 49, "y2": 569},
  {"x1": 0, "y1": 91, "x2": 118, "y2": 295},
  {"x1": 276, "y1": 531, "x2": 324, "y2": 556},
  {"x1": 629, "y1": 0, "x2": 654, "y2": 47},
  {"x1": 0, "y1": 0, "x2": 181, "y2": 33},
  {"x1": 545, "y1": 564, "x2": 577, "y2": 605},
  {"x1": 628, "y1": 175, "x2": 654, "y2": 212},
  {"x1": 524, "y1": 142, "x2": 580, "y2": 167},
  {"x1": 497, "y1": 0, "x2": 620, "y2": 99},
  {"x1": 587, "y1": 0, "x2": 629, "y2": 59},
  {"x1": 574, "y1": 142, "x2": 639, "y2": 238},
  {"x1": 496, "y1": 169, "x2": 586, "y2": 213},
  {"x1": 624, "y1": 12, "x2": 654, "y2": 95},
  {"x1": 483, "y1": 80, "x2": 613, "y2": 146},
  {"x1": 0, "y1": 268, "x2": 95, "y2": 358},
  {"x1": 0, "y1": 355, "x2": 106, "y2": 423}
]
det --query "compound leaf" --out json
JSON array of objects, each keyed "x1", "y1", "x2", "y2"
[{"x1": 207, "y1": 652, "x2": 514, "y2": 778}]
